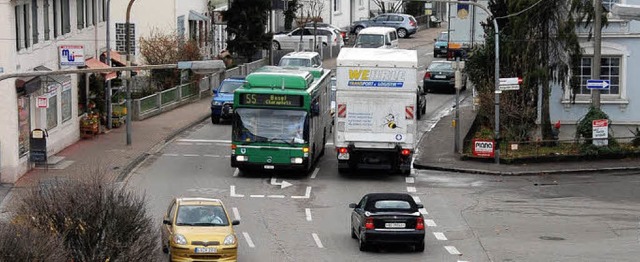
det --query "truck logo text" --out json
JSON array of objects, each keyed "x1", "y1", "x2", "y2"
[{"x1": 348, "y1": 69, "x2": 406, "y2": 88}]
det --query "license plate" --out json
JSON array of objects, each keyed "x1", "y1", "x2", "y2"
[
  {"x1": 195, "y1": 247, "x2": 217, "y2": 253},
  {"x1": 385, "y1": 223, "x2": 406, "y2": 228},
  {"x1": 337, "y1": 153, "x2": 350, "y2": 160},
  {"x1": 264, "y1": 165, "x2": 275, "y2": 169},
  {"x1": 434, "y1": 75, "x2": 446, "y2": 79}
]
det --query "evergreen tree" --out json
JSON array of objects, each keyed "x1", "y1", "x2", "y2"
[{"x1": 223, "y1": 0, "x2": 272, "y2": 62}]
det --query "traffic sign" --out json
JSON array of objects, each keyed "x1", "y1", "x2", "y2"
[
  {"x1": 499, "y1": 77, "x2": 522, "y2": 86},
  {"x1": 499, "y1": 84, "x2": 520, "y2": 91},
  {"x1": 586, "y1": 79, "x2": 610, "y2": 89}
]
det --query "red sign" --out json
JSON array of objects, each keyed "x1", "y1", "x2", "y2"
[
  {"x1": 36, "y1": 96, "x2": 48, "y2": 108},
  {"x1": 472, "y1": 139, "x2": 495, "y2": 158},
  {"x1": 592, "y1": 119, "x2": 608, "y2": 127}
]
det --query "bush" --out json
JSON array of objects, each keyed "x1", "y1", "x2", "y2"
[
  {"x1": 0, "y1": 222, "x2": 69, "y2": 261},
  {"x1": 631, "y1": 126, "x2": 640, "y2": 147},
  {"x1": 14, "y1": 171, "x2": 158, "y2": 261},
  {"x1": 576, "y1": 107, "x2": 612, "y2": 144}
]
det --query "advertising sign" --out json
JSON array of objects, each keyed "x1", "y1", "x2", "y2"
[
  {"x1": 472, "y1": 139, "x2": 495, "y2": 158},
  {"x1": 592, "y1": 119, "x2": 609, "y2": 147},
  {"x1": 36, "y1": 96, "x2": 49, "y2": 108},
  {"x1": 59, "y1": 45, "x2": 85, "y2": 66}
]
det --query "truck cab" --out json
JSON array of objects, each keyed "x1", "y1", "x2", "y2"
[{"x1": 211, "y1": 76, "x2": 245, "y2": 124}]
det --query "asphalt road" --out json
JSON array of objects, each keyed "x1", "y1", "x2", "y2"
[{"x1": 125, "y1": 37, "x2": 640, "y2": 261}]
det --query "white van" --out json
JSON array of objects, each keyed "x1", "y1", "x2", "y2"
[
  {"x1": 278, "y1": 51, "x2": 323, "y2": 68},
  {"x1": 353, "y1": 27, "x2": 399, "y2": 49}
]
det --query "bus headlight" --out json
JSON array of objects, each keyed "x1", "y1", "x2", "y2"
[
  {"x1": 236, "y1": 155, "x2": 249, "y2": 162},
  {"x1": 290, "y1": 157, "x2": 303, "y2": 164}
]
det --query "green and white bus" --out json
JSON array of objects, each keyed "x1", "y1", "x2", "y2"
[{"x1": 231, "y1": 66, "x2": 332, "y2": 173}]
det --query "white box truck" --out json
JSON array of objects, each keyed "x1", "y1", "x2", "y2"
[
  {"x1": 447, "y1": 0, "x2": 488, "y2": 59},
  {"x1": 334, "y1": 48, "x2": 419, "y2": 175}
]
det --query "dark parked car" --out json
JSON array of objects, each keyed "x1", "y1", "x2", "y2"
[
  {"x1": 350, "y1": 13, "x2": 418, "y2": 38},
  {"x1": 349, "y1": 193, "x2": 426, "y2": 252},
  {"x1": 211, "y1": 76, "x2": 245, "y2": 124},
  {"x1": 423, "y1": 61, "x2": 467, "y2": 93}
]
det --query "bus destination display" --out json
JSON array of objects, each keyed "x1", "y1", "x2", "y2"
[{"x1": 240, "y1": 94, "x2": 303, "y2": 107}]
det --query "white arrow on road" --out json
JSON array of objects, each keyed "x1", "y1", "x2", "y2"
[{"x1": 270, "y1": 178, "x2": 293, "y2": 189}]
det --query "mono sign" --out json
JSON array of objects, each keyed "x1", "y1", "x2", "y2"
[{"x1": 472, "y1": 139, "x2": 495, "y2": 158}]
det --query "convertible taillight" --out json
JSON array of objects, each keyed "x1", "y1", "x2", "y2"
[
  {"x1": 365, "y1": 218, "x2": 375, "y2": 230},
  {"x1": 416, "y1": 217, "x2": 425, "y2": 230},
  {"x1": 424, "y1": 72, "x2": 431, "y2": 79}
]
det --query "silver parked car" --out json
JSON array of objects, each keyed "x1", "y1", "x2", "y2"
[
  {"x1": 272, "y1": 27, "x2": 344, "y2": 50},
  {"x1": 350, "y1": 13, "x2": 418, "y2": 38}
]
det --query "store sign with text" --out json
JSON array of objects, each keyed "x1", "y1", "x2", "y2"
[{"x1": 472, "y1": 139, "x2": 495, "y2": 158}]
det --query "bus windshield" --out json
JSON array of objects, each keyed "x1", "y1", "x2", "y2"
[{"x1": 233, "y1": 108, "x2": 308, "y2": 144}]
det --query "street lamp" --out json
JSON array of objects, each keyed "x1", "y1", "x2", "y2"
[{"x1": 125, "y1": 0, "x2": 137, "y2": 145}]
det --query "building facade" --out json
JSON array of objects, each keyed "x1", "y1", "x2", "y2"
[
  {"x1": 0, "y1": 0, "x2": 109, "y2": 183},
  {"x1": 550, "y1": 0, "x2": 640, "y2": 140}
]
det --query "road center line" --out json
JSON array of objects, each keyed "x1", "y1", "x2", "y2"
[
  {"x1": 405, "y1": 177, "x2": 415, "y2": 183},
  {"x1": 419, "y1": 208, "x2": 428, "y2": 215},
  {"x1": 305, "y1": 208, "x2": 312, "y2": 221},
  {"x1": 242, "y1": 232, "x2": 255, "y2": 248},
  {"x1": 250, "y1": 195, "x2": 265, "y2": 198},
  {"x1": 233, "y1": 168, "x2": 239, "y2": 177},
  {"x1": 310, "y1": 168, "x2": 320, "y2": 179},
  {"x1": 425, "y1": 219, "x2": 437, "y2": 227},
  {"x1": 162, "y1": 153, "x2": 179, "y2": 157},
  {"x1": 312, "y1": 233, "x2": 324, "y2": 248},
  {"x1": 232, "y1": 207, "x2": 241, "y2": 221},
  {"x1": 175, "y1": 142, "x2": 193, "y2": 146},
  {"x1": 413, "y1": 196, "x2": 421, "y2": 203},
  {"x1": 267, "y1": 195, "x2": 285, "y2": 198},
  {"x1": 407, "y1": 186, "x2": 416, "y2": 193},
  {"x1": 445, "y1": 246, "x2": 461, "y2": 255},
  {"x1": 434, "y1": 232, "x2": 448, "y2": 240},
  {"x1": 183, "y1": 154, "x2": 199, "y2": 157}
]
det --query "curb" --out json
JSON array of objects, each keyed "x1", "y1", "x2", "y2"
[
  {"x1": 412, "y1": 162, "x2": 640, "y2": 176},
  {"x1": 116, "y1": 113, "x2": 210, "y2": 182}
]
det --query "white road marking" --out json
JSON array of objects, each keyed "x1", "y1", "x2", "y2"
[
  {"x1": 224, "y1": 155, "x2": 231, "y2": 158},
  {"x1": 305, "y1": 208, "x2": 312, "y2": 221},
  {"x1": 230, "y1": 185, "x2": 244, "y2": 197},
  {"x1": 196, "y1": 142, "x2": 211, "y2": 145},
  {"x1": 176, "y1": 142, "x2": 193, "y2": 146},
  {"x1": 410, "y1": 168, "x2": 416, "y2": 175},
  {"x1": 434, "y1": 232, "x2": 448, "y2": 240},
  {"x1": 203, "y1": 154, "x2": 218, "y2": 158},
  {"x1": 183, "y1": 154, "x2": 199, "y2": 157},
  {"x1": 419, "y1": 208, "x2": 428, "y2": 215},
  {"x1": 312, "y1": 233, "x2": 324, "y2": 248},
  {"x1": 405, "y1": 177, "x2": 415, "y2": 183},
  {"x1": 291, "y1": 186, "x2": 312, "y2": 199},
  {"x1": 233, "y1": 168, "x2": 239, "y2": 177},
  {"x1": 242, "y1": 232, "x2": 255, "y2": 248},
  {"x1": 425, "y1": 219, "x2": 437, "y2": 227},
  {"x1": 162, "y1": 153, "x2": 179, "y2": 157},
  {"x1": 413, "y1": 196, "x2": 421, "y2": 203},
  {"x1": 232, "y1": 207, "x2": 241, "y2": 221},
  {"x1": 267, "y1": 195, "x2": 285, "y2": 198},
  {"x1": 407, "y1": 186, "x2": 416, "y2": 193},
  {"x1": 310, "y1": 168, "x2": 320, "y2": 179},
  {"x1": 178, "y1": 139, "x2": 231, "y2": 143},
  {"x1": 250, "y1": 195, "x2": 265, "y2": 198},
  {"x1": 325, "y1": 142, "x2": 334, "y2": 146},
  {"x1": 445, "y1": 246, "x2": 461, "y2": 255}
]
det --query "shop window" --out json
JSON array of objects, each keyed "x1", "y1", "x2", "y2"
[
  {"x1": 47, "y1": 94, "x2": 58, "y2": 129},
  {"x1": 18, "y1": 96, "x2": 31, "y2": 157},
  {"x1": 61, "y1": 85, "x2": 72, "y2": 122}
]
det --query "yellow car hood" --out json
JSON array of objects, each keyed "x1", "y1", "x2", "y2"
[{"x1": 175, "y1": 226, "x2": 233, "y2": 242}]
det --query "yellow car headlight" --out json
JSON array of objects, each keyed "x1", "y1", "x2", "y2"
[
  {"x1": 173, "y1": 234, "x2": 187, "y2": 245},
  {"x1": 223, "y1": 234, "x2": 236, "y2": 245}
]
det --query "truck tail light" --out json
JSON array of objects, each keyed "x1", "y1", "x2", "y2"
[
  {"x1": 416, "y1": 217, "x2": 425, "y2": 230},
  {"x1": 365, "y1": 218, "x2": 375, "y2": 230},
  {"x1": 337, "y1": 104, "x2": 346, "y2": 118},
  {"x1": 338, "y1": 147, "x2": 348, "y2": 154},
  {"x1": 424, "y1": 72, "x2": 431, "y2": 79},
  {"x1": 401, "y1": 149, "x2": 411, "y2": 156}
]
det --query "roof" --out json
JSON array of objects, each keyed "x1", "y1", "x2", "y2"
[
  {"x1": 337, "y1": 48, "x2": 418, "y2": 68},
  {"x1": 222, "y1": 76, "x2": 246, "y2": 82},
  {"x1": 188, "y1": 10, "x2": 208, "y2": 21},
  {"x1": 363, "y1": 193, "x2": 418, "y2": 211},
  {"x1": 245, "y1": 68, "x2": 314, "y2": 90},
  {"x1": 177, "y1": 197, "x2": 223, "y2": 205},
  {"x1": 282, "y1": 52, "x2": 320, "y2": 59},
  {"x1": 358, "y1": 26, "x2": 397, "y2": 34}
]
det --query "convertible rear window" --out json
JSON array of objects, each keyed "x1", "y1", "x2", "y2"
[{"x1": 374, "y1": 200, "x2": 411, "y2": 209}]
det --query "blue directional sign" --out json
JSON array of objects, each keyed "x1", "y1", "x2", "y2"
[{"x1": 586, "y1": 79, "x2": 610, "y2": 89}]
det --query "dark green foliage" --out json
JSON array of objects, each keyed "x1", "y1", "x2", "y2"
[
  {"x1": 0, "y1": 222, "x2": 69, "y2": 261},
  {"x1": 404, "y1": 1, "x2": 424, "y2": 17},
  {"x1": 629, "y1": 126, "x2": 640, "y2": 147},
  {"x1": 575, "y1": 106, "x2": 609, "y2": 144},
  {"x1": 223, "y1": 0, "x2": 272, "y2": 62},
  {"x1": 284, "y1": 0, "x2": 299, "y2": 30}
]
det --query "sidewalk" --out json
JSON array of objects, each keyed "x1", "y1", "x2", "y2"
[
  {"x1": 0, "y1": 97, "x2": 213, "y2": 213},
  {"x1": 413, "y1": 99, "x2": 640, "y2": 175}
]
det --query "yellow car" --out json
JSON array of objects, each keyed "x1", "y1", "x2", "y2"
[{"x1": 162, "y1": 197, "x2": 240, "y2": 261}]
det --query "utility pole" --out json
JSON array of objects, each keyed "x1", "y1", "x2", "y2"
[
  {"x1": 591, "y1": 0, "x2": 602, "y2": 108},
  {"x1": 106, "y1": 0, "x2": 112, "y2": 130},
  {"x1": 125, "y1": 0, "x2": 137, "y2": 145}
]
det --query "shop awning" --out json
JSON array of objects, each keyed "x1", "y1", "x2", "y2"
[
  {"x1": 85, "y1": 58, "x2": 118, "y2": 81},
  {"x1": 102, "y1": 50, "x2": 128, "y2": 66},
  {"x1": 189, "y1": 10, "x2": 209, "y2": 21}
]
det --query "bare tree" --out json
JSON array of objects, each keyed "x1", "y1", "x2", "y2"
[
  {"x1": 372, "y1": 0, "x2": 404, "y2": 15},
  {"x1": 298, "y1": 0, "x2": 326, "y2": 50}
]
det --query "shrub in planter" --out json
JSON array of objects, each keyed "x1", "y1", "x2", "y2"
[
  {"x1": 575, "y1": 107, "x2": 619, "y2": 154},
  {"x1": 14, "y1": 170, "x2": 158, "y2": 262}
]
